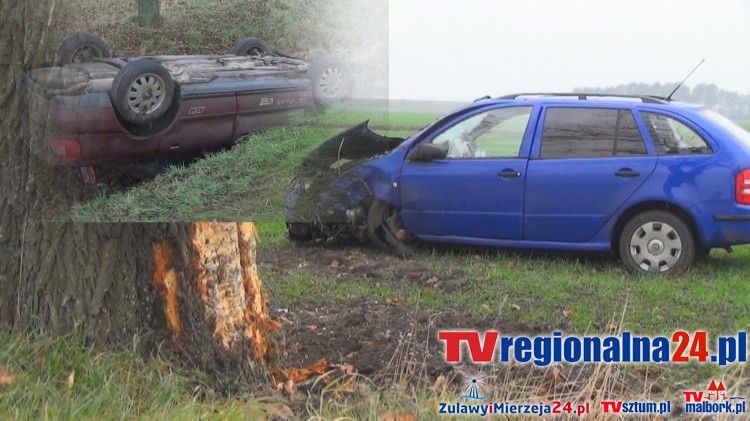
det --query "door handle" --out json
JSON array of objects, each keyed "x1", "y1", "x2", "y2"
[
  {"x1": 615, "y1": 168, "x2": 640, "y2": 178},
  {"x1": 498, "y1": 169, "x2": 522, "y2": 179}
]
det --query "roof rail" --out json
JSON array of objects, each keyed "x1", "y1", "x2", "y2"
[{"x1": 498, "y1": 93, "x2": 670, "y2": 104}]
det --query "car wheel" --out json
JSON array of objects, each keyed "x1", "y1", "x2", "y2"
[
  {"x1": 307, "y1": 56, "x2": 353, "y2": 111},
  {"x1": 233, "y1": 37, "x2": 273, "y2": 57},
  {"x1": 110, "y1": 59, "x2": 175, "y2": 126},
  {"x1": 55, "y1": 33, "x2": 111, "y2": 66},
  {"x1": 367, "y1": 200, "x2": 413, "y2": 256},
  {"x1": 618, "y1": 210, "x2": 695, "y2": 275}
]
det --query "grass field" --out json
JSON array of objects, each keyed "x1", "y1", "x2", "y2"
[
  {"x1": 18, "y1": 111, "x2": 750, "y2": 417},
  {"x1": 71, "y1": 103, "x2": 745, "y2": 336}
]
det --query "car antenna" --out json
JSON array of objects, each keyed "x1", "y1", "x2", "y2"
[{"x1": 666, "y1": 58, "x2": 705, "y2": 101}]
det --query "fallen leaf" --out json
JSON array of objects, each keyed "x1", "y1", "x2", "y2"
[
  {"x1": 388, "y1": 297, "x2": 403, "y2": 306},
  {"x1": 0, "y1": 367, "x2": 16, "y2": 385},
  {"x1": 330, "y1": 260, "x2": 341, "y2": 268},
  {"x1": 273, "y1": 358, "x2": 329, "y2": 383},
  {"x1": 510, "y1": 304, "x2": 521, "y2": 311},
  {"x1": 284, "y1": 380, "x2": 297, "y2": 396},
  {"x1": 380, "y1": 411, "x2": 396, "y2": 421},
  {"x1": 335, "y1": 363, "x2": 356, "y2": 375},
  {"x1": 426, "y1": 276, "x2": 439, "y2": 285},
  {"x1": 305, "y1": 325, "x2": 318, "y2": 331},
  {"x1": 338, "y1": 376, "x2": 357, "y2": 392},
  {"x1": 562, "y1": 309, "x2": 575, "y2": 318},
  {"x1": 67, "y1": 370, "x2": 75, "y2": 389},
  {"x1": 409, "y1": 271, "x2": 423, "y2": 280}
]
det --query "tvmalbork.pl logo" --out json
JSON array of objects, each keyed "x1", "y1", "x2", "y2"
[{"x1": 683, "y1": 379, "x2": 746, "y2": 415}]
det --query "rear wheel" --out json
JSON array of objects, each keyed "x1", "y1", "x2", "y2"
[
  {"x1": 110, "y1": 59, "x2": 175, "y2": 126},
  {"x1": 307, "y1": 56, "x2": 353, "y2": 111},
  {"x1": 367, "y1": 200, "x2": 413, "y2": 256},
  {"x1": 233, "y1": 37, "x2": 273, "y2": 57},
  {"x1": 618, "y1": 210, "x2": 695, "y2": 275},
  {"x1": 55, "y1": 33, "x2": 111, "y2": 66}
]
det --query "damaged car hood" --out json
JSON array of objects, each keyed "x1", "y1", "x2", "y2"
[{"x1": 286, "y1": 121, "x2": 404, "y2": 227}]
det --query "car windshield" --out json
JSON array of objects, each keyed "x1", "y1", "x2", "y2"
[{"x1": 700, "y1": 109, "x2": 750, "y2": 148}]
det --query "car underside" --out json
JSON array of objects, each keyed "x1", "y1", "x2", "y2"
[{"x1": 23, "y1": 33, "x2": 353, "y2": 180}]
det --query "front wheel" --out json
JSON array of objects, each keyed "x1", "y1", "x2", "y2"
[
  {"x1": 618, "y1": 210, "x2": 695, "y2": 275},
  {"x1": 233, "y1": 37, "x2": 273, "y2": 57},
  {"x1": 367, "y1": 200, "x2": 413, "y2": 256}
]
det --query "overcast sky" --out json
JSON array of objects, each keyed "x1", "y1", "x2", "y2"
[{"x1": 389, "y1": 0, "x2": 750, "y2": 101}]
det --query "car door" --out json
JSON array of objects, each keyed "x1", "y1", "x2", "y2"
[
  {"x1": 524, "y1": 106, "x2": 657, "y2": 242},
  {"x1": 399, "y1": 105, "x2": 536, "y2": 240}
]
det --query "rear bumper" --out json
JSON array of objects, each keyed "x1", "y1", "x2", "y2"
[{"x1": 693, "y1": 201, "x2": 750, "y2": 247}]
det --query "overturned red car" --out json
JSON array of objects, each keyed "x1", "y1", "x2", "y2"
[{"x1": 24, "y1": 33, "x2": 353, "y2": 179}]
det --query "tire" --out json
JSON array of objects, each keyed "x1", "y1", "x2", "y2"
[
  {"x1": 55, "y1": 33, "x2": 111, "y2": 66},
  {"x1": 233, "y1": 37, "x2": 273, "y2": 56},
  {"x1": 367, "y1": 200, "x2": 413, "y2": 256},
  {"x1": 618, "y1": 210, "x2": 696, "y2": 275},
  {"x1": 307, "y1": 56, "x2": 353, "y2": 111},
  {"x1": 110, "y1": 59, "x2": 175, "y2": 126}
]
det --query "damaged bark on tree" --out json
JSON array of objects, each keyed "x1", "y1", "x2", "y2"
[{"x1": 0, "y1": 0, "x2": 276, "y2": 384}]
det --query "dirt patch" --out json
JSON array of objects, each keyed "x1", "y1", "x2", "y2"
[
  {"x1": 268, "y1": 298, "x2": 542, "y2": 383},
  {"x1": 260, "y1": 245, "x2": 669, "y2": 413},
  {"x1": 260, "y1": 245, "x2": 540, "y2": 383},
  {"x1": 259, "y1": 244, "x2": 470, "y2": 291}
]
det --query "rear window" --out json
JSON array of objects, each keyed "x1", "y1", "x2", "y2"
[
  {"x1": 540, "y1": 108, "x2": 647, "y2": 159},
  {"x1": 640, "y1": 112, "x2": 713, "y2": 155}
]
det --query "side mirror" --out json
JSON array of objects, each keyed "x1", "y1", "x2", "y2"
[{"x1": 409, "y1": 143, "x2": 447, "y2": 162}]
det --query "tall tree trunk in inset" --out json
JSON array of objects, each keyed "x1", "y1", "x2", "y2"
[
  {"x1": 138, "y1": 0, "x2": 161, "y2": 28},
  {"x1": 0, "y1": 0, "x2": 275, "y2": 385}
]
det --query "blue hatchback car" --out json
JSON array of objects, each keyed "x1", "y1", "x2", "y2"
[{"x1": 286, "y1": 93, "x2": 750, "y2": 275}]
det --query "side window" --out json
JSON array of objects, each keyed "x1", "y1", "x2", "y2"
[
  {"x1": 615, "y1": 110, "x2": 648, "y2": 156},
  {"x1": 640, "y1": 112, "x2": 713, "y2": 155},
  {"x1": 540, "y1": 108, "x2": 648, "y2": 159},
  {"x1": 431, "y1": 106, "x2": 532, "y2": 159}
]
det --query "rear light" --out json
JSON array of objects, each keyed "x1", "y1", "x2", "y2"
[
  {"x1": 49, "y1": 137, "x2": 81, "y2": 160},
  {"x1": 736, "y1": 169, "x2": 750, "y2": 205}
]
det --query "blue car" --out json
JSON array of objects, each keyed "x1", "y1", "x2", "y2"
[{"x1": 286, "y1": 93, "x2": 750, "y2": 275}]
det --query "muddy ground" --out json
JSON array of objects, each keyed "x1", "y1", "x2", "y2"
[{"x1": 258, "y1": 245, "x2": 664, "y2": 406}]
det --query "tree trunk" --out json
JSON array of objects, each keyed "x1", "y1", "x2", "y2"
[
  {"x1": 138, "y1": 0, "x2": 161, "y2": 28},
  {"x1": 0, "y1": 0, "x2": 274, "y2": 384}
]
